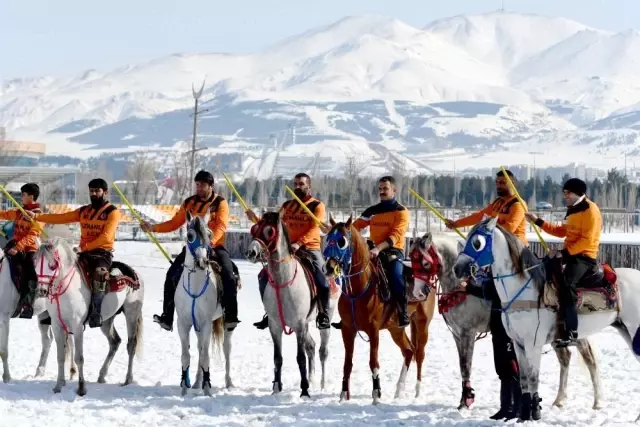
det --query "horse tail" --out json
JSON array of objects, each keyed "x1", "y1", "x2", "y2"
[
  {"x1": 135, "y1": 315, "x2": 144, "y2": 360},
  {"x1": 211, "y1": 317, "x2": 224, "y2": 359},
  {"x1": 65, "y1": 333, "x2": 77, "y2": 379}
]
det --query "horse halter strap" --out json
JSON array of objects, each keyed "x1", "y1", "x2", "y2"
[
  {"x1": 250, "y1": 220, "x2": 292, "y2": 262},
  {"x1": 186, "y1": 222, "x2": 211, "y2": 259},
  {"x1": 410, "y1": 244, "x2": 440, "y2": 287},
  {"x1": 324, "y1": 229, "x2": 353, "y2": 274}
]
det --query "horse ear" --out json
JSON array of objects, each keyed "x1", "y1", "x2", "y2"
[
  {"x1": 457, "y1": 240, "x2": 464, "y2": 253},
  {"x1": 186, "y1": 211, "x2": 192, "y2": 223},
  {"x1": 486, "y1": 216, "x2": 498, "y2": 231},
  {"x1": 329, "y1": 214, "x2": 336, "y2": 226},
  {"x1": 345, "y1": 214, "x2": 353, "y2": 228}
]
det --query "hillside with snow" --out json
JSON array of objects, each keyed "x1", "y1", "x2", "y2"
[{"x1": 2, "y1": 11, "x2": 640, "y2": 179}]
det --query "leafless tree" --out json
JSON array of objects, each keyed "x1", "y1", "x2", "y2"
[{"x1": 125, "y1": 151, "x2": 158, "y2": 204}]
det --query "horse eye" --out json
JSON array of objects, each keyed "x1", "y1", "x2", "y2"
[
  {"x1": 337, "y1": 236, "x2": 348, "y2": 250},
  {"x1": 187, "y1": 230, "x2": 196, "y2": 243},
  {"x1": 263, "y1": 226, "x2": 275, "y2": 239},
  {"x1": 472, "y1": 235, "x2": 486, "y2": 252}
]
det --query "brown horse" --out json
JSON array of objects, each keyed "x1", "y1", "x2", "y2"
[{"x1": 323, "y1": 215, "x2": 437, "y2": 404}]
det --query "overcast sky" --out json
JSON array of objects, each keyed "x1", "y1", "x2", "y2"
[{"x1": 1, "y1": 0, "x2": 634, "y2": 78}]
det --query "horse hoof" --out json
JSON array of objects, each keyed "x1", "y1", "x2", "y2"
[
  {"x1": 53, "y1": 386, "x2": 62, "y2": 393},
  {"x1": 97, "y1": 376, "x2": 106, "y2": 384},
  {"x1": 181, "y1": 387, "x2": 188, "y2": 397},
  {"x1": 465, "y1": 398, "x2": 474, "y2": 408},
  {"x1": 204, "y1": 387, "x2": 212, "y2": 397},
  {"x1": 77, "y1": 384, "x2": 87, "y2": 396},
  {"x1": 593, "y1": 403, "x2": 602, "y2": 410},
  {"x1": 339, "y1": 390, "x2": 350, "y2": 402},
  {"x1": 2, "y1": 374, "x2": 10, "y2": 383},
  {"x1": 372, "y1": 397, "x2": 380, "y2": 405},
  {"x1": 300, "y1": 390, "x2": 310, "y2": 399},
  {"x1": 35, "y1": 368, "x2": 45, "y2": 378},
  {"x1": 122, "y1": 378, "x2": 134, "y2": 386}
]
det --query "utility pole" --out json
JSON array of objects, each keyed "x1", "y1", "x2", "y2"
[
  {"x1": 189, "y1": 79, "x2": 209, "y2": 186},
  {"x1": 529, "y1": 151, "x2": 543, "y2": 207}
]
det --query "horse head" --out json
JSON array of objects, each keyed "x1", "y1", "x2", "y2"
[
  {"x1": 185, "y1": 211, "x2": 212, "y2": 270},
  {"x1": 453, "y1": 216, "x2": 499, "y2": 282},
  {"x1": 34, "y1": 236, "x2": 77, "y2": 287},
  {"x1": 245, "y1": 210, "x2": 292, "y2": 263},
  {"x1": 322, "y1": 214, "x2": 355, "y2": 278}
]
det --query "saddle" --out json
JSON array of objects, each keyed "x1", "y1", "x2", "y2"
[
  {"x1": 294, "y1": 248, "x2": 339, "y2": 298},
  {"x1": 542, "y1": 260, "x2": 619, "y2": 314},
  {"x1": 77, "y1": 258, "x2": 141, "y2": 293},
  {"x1": 206, "y1": 255, "x2": 242, "y2": 290}
]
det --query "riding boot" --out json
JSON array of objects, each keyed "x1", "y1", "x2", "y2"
[
  {"x1": 254, "y1": 313, "x2": 269, "y2": 329},
  {"x1": 489, "y1": 379, "x2": 514, "y2": 420},
  {"x1": 19, "y1": 280, "x2": 37, "y2": 319},
  {"x1": 88, "y1": 282, "x2": 106, "y2": 328},
  {"x1": 316, "y1": 286, "x2": 330, "y2": 329},
  {"x1": 153, "y1": 274, "x2": 179, "y2": 331},
  {"x1": 331, "y1": 320, "x2": 343, "y2": 329},
  {"x1": 531, "y1": 392, "x2": 542, "y2": 420},
  {"x1": 554, "y1": 302, "x2": 578, "y2": 348},
  {"x1": 223, "y1": 293, "x2": 240, "y2": 330},
  {"x1": 506, "y1": 378, "x2": 522, "y2": 420},
  {"x1": 396, "y1": 291, "x2": 410, "y2": 328}
]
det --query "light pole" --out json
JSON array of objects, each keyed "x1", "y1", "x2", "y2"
[
  {"x1": 529, "y1": 151, "x2": 543, "y2": 207},
  {"x1": 189, "y1": 79, "x2": 209, "y2": 185}
]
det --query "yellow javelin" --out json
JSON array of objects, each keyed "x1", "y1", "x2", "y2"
[
  {"x1": 0, "y1": 183, "x2": 48, "y2": 238},
  {"x1": 408, "y1": 188, "x2": 466, "y2": 240},
  {"x1": 499, "y1": 166, "x2": 550, "y2": 254},
  {"x1": 111, "y1": 182, "x2": 172, "y2": 263}
]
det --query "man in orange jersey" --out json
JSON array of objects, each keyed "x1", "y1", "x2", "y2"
[
  {"x1": 444, "y1": 169, "x2": 526, "y2": 418},
  {"x1": 525, "y1": 178, "x2": 602, "y2": 348},
  {"x1": 0, "y1": 183, "x2": 43, "y2": 318},
  {"x1": 140, "y1": 170, "x2": 239, "y2": 331},
  {"x1": 27, "y1": 179, "x2": 120, "y2": 328},
  {"x1": 444, "y1": 169, "x2": 527, "y2": 245},
  {"x1": 353, "y1": 175, "x2": 411, "y2": 327},
  {"x1": 247, "y1": 173, "x2": 331, "y2": 330}
]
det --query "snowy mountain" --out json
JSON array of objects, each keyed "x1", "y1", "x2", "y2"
[{"x1": 2, "y1": 10, "x2": 640, "y2": 179}]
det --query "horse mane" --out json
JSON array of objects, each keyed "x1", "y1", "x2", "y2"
[
  {"x1": 262, "y1": 211, "x2": 294, "y2": 254},
  {"x1": 346, "y1": 223, "x2": 369, "y2": 266}
]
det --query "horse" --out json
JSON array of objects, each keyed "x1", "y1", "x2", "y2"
[
  {"x1": 411, "y1": 231, "x2": 603, "y2": 411},
  {"x1": 244, "y1": 210, "x2": 339, "y2": 397},
  {"x1": 322, "y1": 215, "x2": 438, "y2": 404},
  {"x1": 452, "y1": 216, "x2": 640, "y2": 422},
  {"x1": 174, "y1": 212, "x2": 233, "y2": 397},
  {"x1": 33, "y1": 236, "x2": 144, "y2": 395},
  {"x1": 0, "y1": 244, "x2": 61, "y2": 384}
]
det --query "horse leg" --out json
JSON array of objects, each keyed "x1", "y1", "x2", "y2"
[
  {"x1": 296, "y1": 324, "x2": 311, "y2": 398},
  {"x1": 97, "y1": 317, "x2": 120, "y2": 384},
  {"x1": 318, "y1": 327, "x2": 330, "y2": 391},
  {"x1": 268, "y1": 322, "x2": 284, "y2": 394},
  {"x1": 73, "y1": 327, "x2": 87, "y2": 396},
  {"x1": 177, "y1": 318, "x2": 192, "y2": 396},
  {"x1": 304, "y1": 329, "x2": 316, "y2": 387},
  {"x1": 35, "y1": 317, "x2": 52, "y2": 378},
  {"x1": 413, "y1": 311, "x2": 432, "y2": 398},
  {"x1": 575, "y1": 338, "x2": 602, "y2": 410},
  {"x1": 339, "y1": 323, "x2": 356, "y2": 402},
  {"x1": 454, "y1": 332, "x2": 477, "y2": 409},
  {"x1": 369, "y1": 328, "x2": 382, "y2": 405},
  {"x1": 123, "y1": 305, "x2": 143, "y2": 386},
  {"x1": 388, "y1": 327, "x2": 414, "y2": 399},
  {"x1": 514, "y1": 343, "x2": 538, "y2": 422},
  {"x1": 552, "y1": 344, "x2": 571, "y2": 408},
  {"x1": 199, "y1": 321, "x2": 214, "y2": 397},
  {"x1": 0, "y1": 316, "x2": 10, "y2": 383},
  {"x1": 223, "y1": 327, "x2": 234, "y2": 388},
  {"x1": 51, "y1": 325, "x2": 67, "y2": 393}
]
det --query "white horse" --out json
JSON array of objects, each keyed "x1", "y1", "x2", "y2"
[
  {"x1": 0, "y1": 245, "x2": 56, "y2": 383},
  {"x1": 175, "y1": 212, "x2": 233, "y2": 397},
  {"x1": 244, "y1": 210, "x2": 339, "y2": 397},
  {"x1": 453, "y1": 217, "x2": 640, "y2": 422},
  {"x1": 33, "y1": 236, "x2": 144, "y2": 395}
]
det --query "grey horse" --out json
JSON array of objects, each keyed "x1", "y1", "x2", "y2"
[{"x1": 412, "y1": 232, "x2": 603, "y2": 411}]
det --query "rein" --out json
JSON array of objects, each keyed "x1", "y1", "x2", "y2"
[{"x1": 36, "y1": 248, "x2": 78, "y2": 334}]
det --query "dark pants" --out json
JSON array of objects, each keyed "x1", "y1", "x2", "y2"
[
  {"x1": 7, "y1": 251, "x2": 37, "y2": 289},
  {"x1": 379, "y1": 249, "x2": 408, "y2": 318},
  {"x1": 78, "y1": 249, "x2": 113, "y2": 327},
  {"x1": 491, "y1": 309, "x2": 519, "y2": 381},
  {"x1": 555, "y1": 254, "x2": 596, "y2": 334}
]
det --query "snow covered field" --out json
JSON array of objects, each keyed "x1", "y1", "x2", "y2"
[{"x1": 1, "y1": 240, "x2": 639, "y2": 426}]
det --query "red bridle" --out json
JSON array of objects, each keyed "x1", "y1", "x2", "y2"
[{"x1": 36, "y1": 248, "x2": 77, "y2": 334}]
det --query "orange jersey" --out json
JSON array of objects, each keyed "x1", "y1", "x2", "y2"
[
  {"x1": 454, "y1": 195, "x2": 527, "y2": 245},
  {"x1": 276, "y1": 197, "x2": 325, "y2": 250},
  {"x1": 152, "y1": 194, "x2": 229, "y2": 247},
  {"x1": 536, "y1": 197, "x2": 601, "y2": 260},
  {"x1": 0, "y1": 204, "x2": 43, "y2": 252},
  {"x1": 353, "y1": 200, "x2": 409, "y2": 251},
  {"x1": 35, "y1": 202, "x2": 120, "y2": 252}
]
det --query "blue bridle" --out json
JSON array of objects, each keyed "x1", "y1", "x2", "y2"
[
  {"x1": 182, "y1": 218, "x2": 213, "y2": 333},
  {"x1": 323, "y1": 229, "x2": 353, "y2": 280}
]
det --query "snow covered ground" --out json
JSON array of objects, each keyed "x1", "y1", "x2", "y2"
[{"x1": 1, "y1": 240, "x2": 639, "y2": 426}]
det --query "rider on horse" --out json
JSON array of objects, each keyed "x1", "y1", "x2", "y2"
[
  {"x1": 347, "y1": 175, "x2": 411, "y2": 328},
  {"x1": 445, "y1": 169, "x2": 525, "y2": 421},
  {"x1": 248, "y1": 172, "x2": 332, "y2": 330},
  {"x1": 26, "y1": 178, "x2": 120, "y2": 328},
  {"x1": 525, "y1": 178, "x2": 602, "y2": 348},
  {"x1": 0, "y1": 183, "x2": 43, "y2": 318},
  {"x1": 142, "y1": 170, "x2": 240, "y2": 332}
]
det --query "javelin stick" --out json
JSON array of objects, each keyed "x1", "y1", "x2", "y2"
[
  {"x1": 222, "y1": 172, "x2": 257, "y2": 224},
  {"x1": 0, "y1": 183, "x2": 48, "y2": 238},
  {"x1": 284, "y1": 185, "x2": 325, "y2": 227},
  {"x1": 499, "y1": 166, "x2": 550, "y2": 254},
  {"x1": 408, "y1": 188, "x2": 466, "y2": 240},
  {"x1": 111, "y1": 182, "x2": 172, "y2": 263}
]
